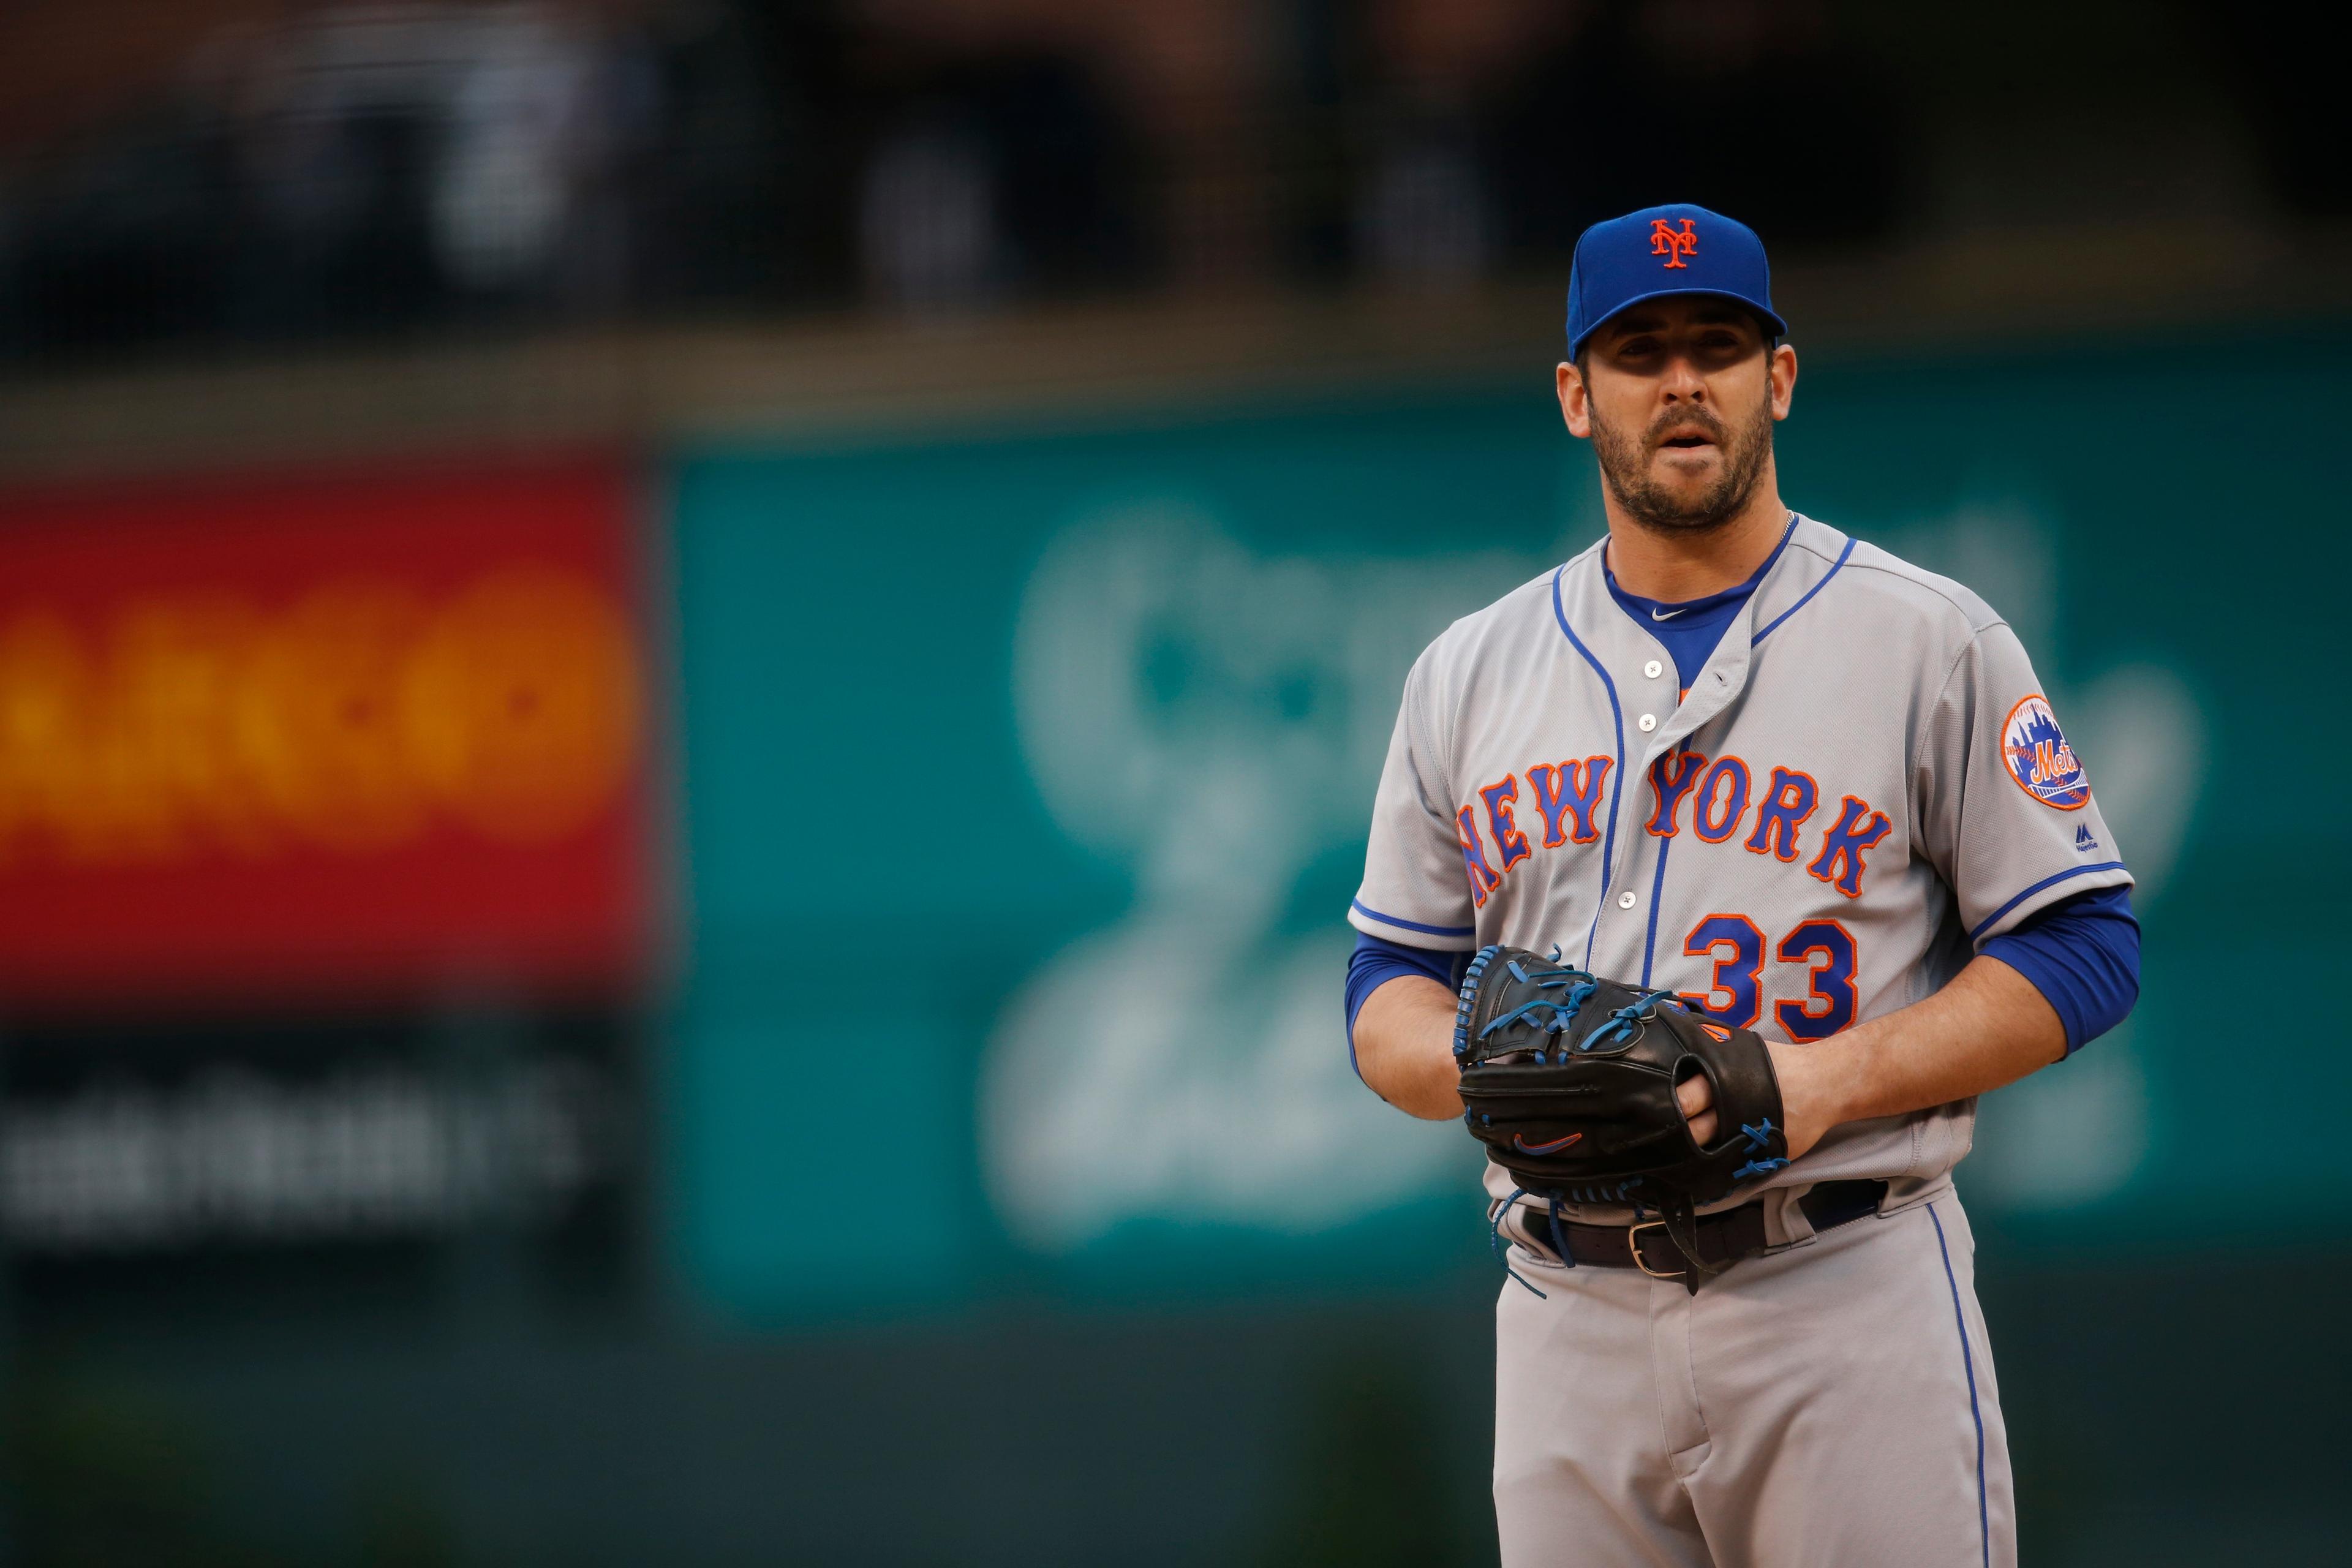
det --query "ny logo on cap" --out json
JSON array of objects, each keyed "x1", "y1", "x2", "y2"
[{"x1": 1650, "y1": 219, "x2": 1698, "y2": 269}]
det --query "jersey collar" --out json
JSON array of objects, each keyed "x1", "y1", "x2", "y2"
[
  {"x1": 1556, "y1": 513, "x2": 1853, "y2": 769},
  {"x1": 1600, "y1": 512, "x2": 1797, "y2": 622}
]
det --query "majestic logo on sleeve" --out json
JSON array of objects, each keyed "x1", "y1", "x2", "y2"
[
  {"x1": 1650, "y1": 219, "x2": 1698, "y2": 268},
  {"x1": 2002, "y1": 695, "x2": 2090, "y2": 810}
]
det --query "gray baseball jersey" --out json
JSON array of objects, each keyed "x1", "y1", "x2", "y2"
[{"x1": 1351, "y1": 512, "x2": 2132, "y2": 1221}]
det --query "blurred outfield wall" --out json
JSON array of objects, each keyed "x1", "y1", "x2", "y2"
[{"x1": 668, "y1": 327, "x2": 2349, "y2": 1322}]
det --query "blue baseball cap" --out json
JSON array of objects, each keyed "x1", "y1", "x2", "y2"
[{"x1": 1564, "y1": 203, "x2": 1787, "y2": 360}]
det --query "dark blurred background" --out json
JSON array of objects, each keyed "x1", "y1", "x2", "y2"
[
  {"x1": 0, "y1": 2, "x2": 2346, "y2": 1564},
  {"x1": 1, "y1": 0, "x2": 2342, "y2": 360}
]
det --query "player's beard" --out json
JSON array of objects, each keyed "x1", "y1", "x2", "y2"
[{"x1": 1588, "y1": 395, "x2": 1773, "y2": 535}]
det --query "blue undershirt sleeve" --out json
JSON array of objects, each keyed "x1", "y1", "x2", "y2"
[
  {"x1": 1978, "y1": 883, "x2": 2139, "y2": 1056},
  {"x1": 1344, "y1": 930, "x2": 1474, "y2": 1080}
]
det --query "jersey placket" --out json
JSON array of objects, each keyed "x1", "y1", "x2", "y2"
[{"x1": 1577, "y1": 562, "x2": 1766, "y2": 987}]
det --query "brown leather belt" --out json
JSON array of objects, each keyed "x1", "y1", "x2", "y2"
[{"x1": 1517, "y1": 1179, "x2": 1888, "y2": 1278}]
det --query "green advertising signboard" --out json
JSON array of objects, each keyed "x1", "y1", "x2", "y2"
[{"x1": 668, "y1": 333, "x2": 2347, "y2": 1319}]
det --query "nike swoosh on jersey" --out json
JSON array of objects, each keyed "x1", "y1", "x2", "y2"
[{"x1": 1651, "y1": 606, "x2": 1689, "y2": 620}]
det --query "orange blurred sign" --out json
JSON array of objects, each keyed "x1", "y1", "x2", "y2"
[{"x1": 0, "y1": 456, "x2": 662, "y2": 1009}]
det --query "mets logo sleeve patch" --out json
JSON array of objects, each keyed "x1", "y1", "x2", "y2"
[
  {"x1": 2000, "y1": 695, "x2": 2090, "y2": 810},
  {"x1": 1917, "y1": 619, "x2": 2130, "y2": 945}
]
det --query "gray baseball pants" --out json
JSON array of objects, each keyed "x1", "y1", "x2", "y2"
[{"x1": 1493, "y1": 1188, "x2": 2015, "y2": 1568}]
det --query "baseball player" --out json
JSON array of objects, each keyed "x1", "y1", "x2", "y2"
[{"x1": 1343, "y1": 204, "x2": 2139, "y2": 1567}]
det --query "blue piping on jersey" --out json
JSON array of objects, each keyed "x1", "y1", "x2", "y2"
[
  {"x1": 1638, "y1": 778, "x2": 1676, "y2": 986},
  {"x1": 1751, "y1": 535, "x2": 1856, "y2": 646},
  {"x1": 1929, "y1": 1203, "x2": 1991, "y2": 1568},
  {"x1": 1349, "y1": 898, "x2": 1475, "y2": 939},
  {"x1": 1550, "y1": 565, "x2": 1626, "y2": 970},
  {"x1": 1969, "y1": 861, "x2": 2127, "y2": 943}
]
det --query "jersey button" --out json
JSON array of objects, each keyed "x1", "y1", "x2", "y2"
[
  {"x1": 1617, "y1": 890, "x2": 1638, "y2": 910},
  {"x1": 1644, "y1": 660, "x2": 1664, "y2": 679},
  {"x1": 1637, "y1": 713, "x2": 1658, "y2": 732}
]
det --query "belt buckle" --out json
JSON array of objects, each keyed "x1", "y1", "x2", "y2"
[{"x1": 1627, "y1": 1219, "x2": 1684, "y2": 1279}]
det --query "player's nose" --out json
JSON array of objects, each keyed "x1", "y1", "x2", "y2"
[{"x1": 1659, "y1": 351, "x2": 1708, "y2": 402}]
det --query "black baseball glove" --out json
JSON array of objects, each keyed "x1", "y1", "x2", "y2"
[{"x1": 1453, "y1": 944, "x2": 1789, "y2": 1283}]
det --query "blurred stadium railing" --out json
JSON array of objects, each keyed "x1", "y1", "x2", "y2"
[{"x1": 1, "y1": 0, "x2": 2343, "y2": 372}]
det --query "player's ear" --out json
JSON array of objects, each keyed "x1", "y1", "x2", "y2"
[
  {"x1": 1557, "y1": 361, "x2": 1593, "y2": 439},
  {"x1": 1768, "y1": 342, "x2": 1798, "y2": 421}
]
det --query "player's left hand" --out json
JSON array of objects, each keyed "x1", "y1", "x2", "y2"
[{"x1": 1676, "y1": 1041, "x2": 1833, "y2": 1160}]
